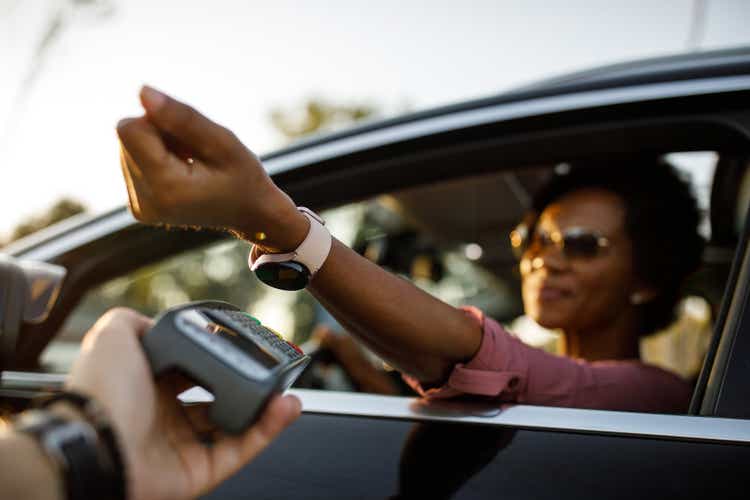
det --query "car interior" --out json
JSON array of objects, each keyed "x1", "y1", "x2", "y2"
[{"x1": 25, "y1": 148, "x2": 746, "y2": 414}]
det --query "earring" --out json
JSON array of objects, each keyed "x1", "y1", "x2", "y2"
[{"x1": 630, "y1": 292, "x2": 646, "y2": 305}]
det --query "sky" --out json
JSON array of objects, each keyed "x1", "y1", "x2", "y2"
[{"x1": 1, "y1": 0, "x2": 749, "y2": 240}]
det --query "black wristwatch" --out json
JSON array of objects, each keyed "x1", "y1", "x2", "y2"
[{"x1": 14, "y1": 408, "x2": 124, "y2": 500}]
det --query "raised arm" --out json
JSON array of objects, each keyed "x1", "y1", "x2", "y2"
[{"x1": 116, "y1": 86, "x2": 482, "y2": 384}]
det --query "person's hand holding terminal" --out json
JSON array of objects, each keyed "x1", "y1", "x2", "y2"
[{"x1": 1, "y1": 308, "x2": 300, "y2": 500}]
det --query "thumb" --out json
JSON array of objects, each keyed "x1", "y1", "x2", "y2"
[{"x1": 202, "y1": 394, "x2": 301, "y2": 493}]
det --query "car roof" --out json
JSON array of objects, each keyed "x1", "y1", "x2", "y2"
[{"x1": 265, "y1": 46, "x2": 750, "y2": 159}]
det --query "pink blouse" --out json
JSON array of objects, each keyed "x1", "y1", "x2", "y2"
[{"x1": 404, "y1": 307, "x2": 692, "y2": 413}]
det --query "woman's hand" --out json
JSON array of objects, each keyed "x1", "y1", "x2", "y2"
[
  {"x1": 116, "y1": 86, "x2": 308, "y2": 252},
  {"x1": 313, "y1": 325, "x2": 401, "y2": 395},
  {"x1": 67, "y1": 308, "x2": 301, "y2": 500}
]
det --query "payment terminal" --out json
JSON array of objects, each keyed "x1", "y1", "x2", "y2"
[{"x1": 142, "y1": 301, "x2": 309, "y2": 434}]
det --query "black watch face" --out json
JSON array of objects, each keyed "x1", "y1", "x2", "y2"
[
  {"x1": 175, "y1": 310, "x2": 279, "y2": 379},
  {"x1": 255, "y1": 261, "x2": 310, "y2": 290}
]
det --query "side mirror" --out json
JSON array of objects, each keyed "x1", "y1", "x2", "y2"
[{"x1": 0, "y1": 255, "x2": 66, "y2": 369}]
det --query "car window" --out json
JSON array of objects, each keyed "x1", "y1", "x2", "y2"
[
  {"x1": 43, "y1": 238, "x2": 295, "y2": 372},
  {"x1": 41, "y1": 200, "x2": 519, "y2": 382},
  {"x1": 43, "y1": 152, "x2": 725, "y2": 411}
]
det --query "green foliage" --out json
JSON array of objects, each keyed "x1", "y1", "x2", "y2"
[
  {"x1": 9, "y1": 197, "x2": 87, "y2": 242},
  {"x1": 270, "y1": 98, "x2": 376, "y2": 141}
]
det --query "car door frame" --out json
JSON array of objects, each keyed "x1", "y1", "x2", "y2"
[{"x1": 5, "y1": 69, "x2": 750, "y2": 435}]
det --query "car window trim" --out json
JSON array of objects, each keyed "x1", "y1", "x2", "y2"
[
  {"x1": 699, "y1": 195, "x2": 750, "y2": 418},
  {"x1": 9, "y1": 210, "x2": 137, "y2": 262},
  {"x1": 289, "y1": 389, "x2": 750, "y2": 445},
  {"x1": 263, "y1": 75, "x2": 750, "y2": 174},
  {"x1": 251, "y1": 388, "x2": 750, "y2": 445},
  {"x1": 7, "y1": 373, "x2": 747, "y2": 444}
]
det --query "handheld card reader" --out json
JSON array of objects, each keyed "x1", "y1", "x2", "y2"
[{"x1": 142, "y1": 301, "x2": 309, "y2": 434}]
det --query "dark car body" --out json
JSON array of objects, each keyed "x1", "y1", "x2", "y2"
[{"x1": 3, "y1": 47, "x2": 750, "y2": 498}]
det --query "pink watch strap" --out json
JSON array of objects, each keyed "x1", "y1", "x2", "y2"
[{"x1": 249, "y1": 207, "x2": 332, "y2": 276}]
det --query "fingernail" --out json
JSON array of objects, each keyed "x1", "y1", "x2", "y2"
[
  {"x1": 116, "y1": 117, "x2": 134, "y2": 130},
  {"x1": 140, "y1": 85, "x2": 166, "y2": 111}
]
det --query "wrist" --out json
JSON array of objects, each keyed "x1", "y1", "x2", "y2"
[
  {"x1": 27, "y1": 391, "x2": 128, "y2": 500},
  {"x1": 264, "y1": 206, "x2": 311, "y2": 252},
  {"x1": 249, "y1": 207, "x2": 332, "y2": 290},
  {"x1": 46, "y1": 401, "x2": 87, "y2": 423},
  {"x1": 0, "y1": 431, "x2": 64, "y2": 500},
  {"x1": 234, "y1": 200, "x2": 310, "y2": 252}
]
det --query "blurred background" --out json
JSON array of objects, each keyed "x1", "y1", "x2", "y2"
[{"x1": 1, "y1": 0, "x2": 749, "y2": 243}]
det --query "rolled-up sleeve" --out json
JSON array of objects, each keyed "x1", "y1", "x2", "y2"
[{"x1": 403, "y1": 307, "x2": 691, "y2": 413}]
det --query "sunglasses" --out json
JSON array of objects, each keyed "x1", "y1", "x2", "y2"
[{"x1": 510, "y1": 224, "x2": 611, "y2": 260}]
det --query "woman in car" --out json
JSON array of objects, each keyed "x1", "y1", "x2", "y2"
[{"x1": 116, "y1": 86, "x2": 703, "y2": 413}]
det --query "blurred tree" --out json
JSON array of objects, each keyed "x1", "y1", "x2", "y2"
[
  {"x1": 8, "y1": 197, "x2": 87, "y2": 242},
  {"x1": 270, "y1": 98, "x2": 376, "y2": 142}
]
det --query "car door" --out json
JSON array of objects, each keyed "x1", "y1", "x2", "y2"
[{"x1": 203, "y1": 70, "x2": 750, "y2": 498}]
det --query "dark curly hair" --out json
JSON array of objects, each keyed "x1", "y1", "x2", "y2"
[{"x1": 529, "y1": 156, "x2": 705, "y2": 336}]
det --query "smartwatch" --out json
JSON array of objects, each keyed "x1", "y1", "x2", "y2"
[
  {"x1": 249, "y1": 207, "x2": 332, "y2": 290},
  {"x1": 14, "y1": 410, "x2": 121, "y2": 500}
]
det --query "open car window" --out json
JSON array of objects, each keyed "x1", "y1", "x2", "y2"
[{"x1": 41, "y1": 151, "x2": 729, "y2": 416}]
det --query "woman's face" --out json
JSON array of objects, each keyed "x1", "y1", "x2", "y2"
[{"x1": 520, "y1": 188, "x2": 640, "y2": 334}]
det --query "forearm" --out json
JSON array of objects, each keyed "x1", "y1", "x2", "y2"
[
  {"x1": 116, "y1": 88, "x2": 482, "y2": 386},
  {"x1": 0, "y1": 428, "x2": 62, "y2": 500},
  {"x1": 0, "y1": 400, "x2": 99, "y2": 500},
  {"x1": 309, "y1": 239, "x2": 482, "y2": 383}
]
